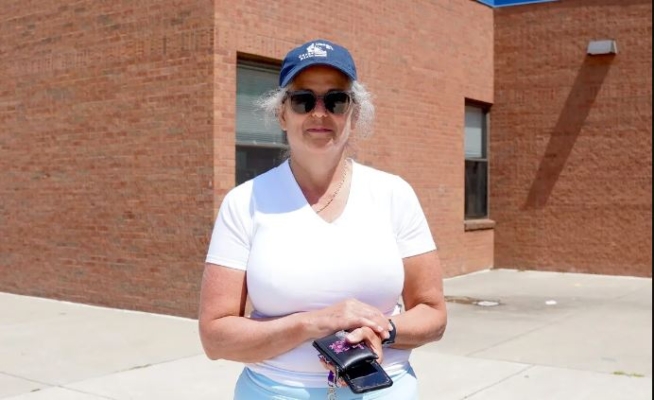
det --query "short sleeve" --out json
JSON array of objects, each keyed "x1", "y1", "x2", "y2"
[
  {"x1": 205, "y1": 186, "x2": 252, "y2": 270},
  {"x1": 391, "y1": 177, "x2": 437, "y2": 258}
]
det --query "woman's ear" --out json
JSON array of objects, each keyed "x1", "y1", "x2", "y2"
[{"x1": 278, "y1": 106, "x2": 288, "y2": 131}]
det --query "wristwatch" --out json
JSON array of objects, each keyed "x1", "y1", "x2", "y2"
[{"x1": 381, "y1": 319, "x2": 397, "y2": 347}]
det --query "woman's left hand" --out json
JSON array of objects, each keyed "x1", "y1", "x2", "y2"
[
  {"x1": 345, "y1": 326, "x2": 385, "y2": 363},
  {"x1": 318, "y1": 326, "x2": 385, "y2": 388}
]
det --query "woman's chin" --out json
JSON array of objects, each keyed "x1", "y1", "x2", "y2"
[
  {"x1": 302, "y1": 134, "x2": 348, "y2": 152},
  {"x1": 303, "y1": 137, "x2": 338, "y2": 151}
]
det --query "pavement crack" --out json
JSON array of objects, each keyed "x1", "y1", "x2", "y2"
[{"x1": 460, "y1": 365, "x2": 535, "y2": 399}]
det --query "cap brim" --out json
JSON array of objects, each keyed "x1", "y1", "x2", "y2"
[{"x1": 280, "y1": 60, "x2": 356, "y2": 87}]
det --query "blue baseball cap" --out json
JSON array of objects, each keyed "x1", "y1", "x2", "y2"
[{"x1": 279, "y1": 39, "x2": 357, "y2": 87}]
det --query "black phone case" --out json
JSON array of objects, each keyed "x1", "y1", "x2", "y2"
[
  {"x1": 312, "y1": 332, "x2": 393, "y2": 394},
  {"x1": 341, "y1": 360, "x2": 393, "y2": 394}
]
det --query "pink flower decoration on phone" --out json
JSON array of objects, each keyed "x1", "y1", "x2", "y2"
[{"x1": 329, "y1": 339, "x2": 365, "y2": 354}]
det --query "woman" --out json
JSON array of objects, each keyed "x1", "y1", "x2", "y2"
[{"x1": 199, "y1": 39, "x2": 447, "y2": 399}]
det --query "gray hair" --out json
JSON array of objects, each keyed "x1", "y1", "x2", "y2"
[{"x1": 255, "y1": 81, "x2": 375, "y2": 139}]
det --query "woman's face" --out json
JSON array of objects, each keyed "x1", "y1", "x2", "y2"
[{"x1": 279, "y1": 65, "x2": 354, "y2": 157}]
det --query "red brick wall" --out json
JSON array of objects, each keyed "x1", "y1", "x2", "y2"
[
  {"x1": 213, "y1": 0, "x2": 495, "y2": 279},
  {"x1": 0, "y1": 0, "x2": 215, "y2": 316},
  {"x1": 492, "y1": 0, "x2": 652, "y2": 276},
  {"x1": 1, "y1": 0, "x2": 495, "y2": 317}
]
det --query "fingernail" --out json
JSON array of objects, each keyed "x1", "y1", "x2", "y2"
[
  {"x1": 383, "y1": 332, "x2": 390, "y2": 339},
  {"x1": 377, "y1": 325, "x2": 384, "y2": 332}
]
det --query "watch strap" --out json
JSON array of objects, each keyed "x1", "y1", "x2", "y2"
[{"x1": 381, "y1": 319, "x2": 396, "y2": 347}]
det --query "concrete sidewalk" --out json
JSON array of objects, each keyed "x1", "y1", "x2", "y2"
[{"x1": 0, "y1": 269, "x2": 651, "y2": 399}]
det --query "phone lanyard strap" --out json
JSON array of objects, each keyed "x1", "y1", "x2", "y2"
[{"x1": 327, "y1": 369, "x2": 339, "y2": 400}]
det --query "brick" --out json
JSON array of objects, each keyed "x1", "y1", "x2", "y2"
[{"x1": 492, "y1": 0, "x2": 652, "y2": 277}]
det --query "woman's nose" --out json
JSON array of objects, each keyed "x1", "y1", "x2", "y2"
[{"x1": 311, "y1": 98, "x2": 328, "y2": 117}]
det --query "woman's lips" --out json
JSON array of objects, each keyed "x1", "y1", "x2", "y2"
[{"x1": 306, "y1": 127, "x2": 333, "y2": 134}]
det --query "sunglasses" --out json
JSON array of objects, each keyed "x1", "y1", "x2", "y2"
[{"x1": 285, "y1": 90, "x2": 354, "y2": 115}]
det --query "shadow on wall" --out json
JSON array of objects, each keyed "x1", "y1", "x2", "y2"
[{"x1": 523, "y1": 54, "x2": 615, "y2": 210}]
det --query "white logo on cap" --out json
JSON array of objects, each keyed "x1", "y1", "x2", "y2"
[{"x1": 299, "y1": 42, "x2": 333, "y2": 60}]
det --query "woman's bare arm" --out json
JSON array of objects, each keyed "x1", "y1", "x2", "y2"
[
  {"x1": 389, "y1": 250, "x2": 448, "y2": 349},
  {"x1": 198, "y1": 263, "x2": 392, "y2": 363}
]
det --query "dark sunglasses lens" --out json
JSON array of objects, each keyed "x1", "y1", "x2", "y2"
[
  {"x1": 290, "y1": 93, "x2": 316, "y2": 114},
  {"x1": 324, "y1": 92, "x2": 351, "y2": 114}
]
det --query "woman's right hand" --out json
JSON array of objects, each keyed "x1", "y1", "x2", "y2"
[{"x1": 309, "y1": 298, "x2": 392, "y2": 342}]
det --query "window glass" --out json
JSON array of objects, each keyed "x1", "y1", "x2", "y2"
[
  {"x1": 236, "y1": 64, "x2": 286, "y2": 146},
  {"x1": 464, "y1": 103, "x2": 489, "y2": 219},
  {"x1": 465, "y1": 105, "x2": 485, "y2": 159},
  {"x1": 236, "y1": 146, "x2": 287, "y2": 185},
  {"x1": 235, "y1": 63, "x2": 287, "y2": 185},
  {"x1": 465, "y1": 160, "x2": 488, "y2": 219}
]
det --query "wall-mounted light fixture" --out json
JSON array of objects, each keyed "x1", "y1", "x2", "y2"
[{"x1": 587, "y1": 40, "x2": 618, "y2": 55}]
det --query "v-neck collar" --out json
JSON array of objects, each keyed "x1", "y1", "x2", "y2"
[{"x1": 283, "y1": 159, "x2": 355, "y2": 225}]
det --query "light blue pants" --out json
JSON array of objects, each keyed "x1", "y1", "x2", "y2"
[{"x1": 234, "y1": 366, "x2": 419, "y2": 399}]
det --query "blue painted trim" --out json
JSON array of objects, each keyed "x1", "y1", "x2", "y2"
[{"x1": 476, "y1": 0, "x2": 558, "y2": 7}]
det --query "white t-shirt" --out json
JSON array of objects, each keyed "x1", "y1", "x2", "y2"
[{"x1": 206, "y1": 159, "x2": 436, "y2": 387}]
